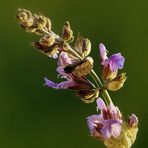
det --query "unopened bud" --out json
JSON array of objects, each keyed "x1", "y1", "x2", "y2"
[
  {"x1": 33, "y1": 14, "x2": 51, "y2": 31},
  {"x1": 77, "y1": 89, "x2": 99, "y2": 103},
  {"x1": 39, "y1": 34, "x2": 55, "y2": 47},
  {"x1": 37, "y1": 15, "x2": 48, "y2": 29},
  {"x1": 107, "y1": 73, "x2": 127, "y2": 91},
  {"x1": 128, "y1": 114, "x2": 138, "y2": 128},
  {"x1": 102, "y1": 65, "x2": 118, "y2": 81},
  {"x1": 62, "y1": 21, "x2": 73, "y2": 42},
  {"x1": 104, "y1": 122, "x2": 138, "y2": 148},
  {"x1": 17, "y1": 8, "x2": 34, "y2": 27},
  {"x1": 74, "y1": 33, "x2": 91, "y2": 58}
]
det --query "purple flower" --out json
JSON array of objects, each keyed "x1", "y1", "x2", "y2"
[
  {"x1": 44, "y1": 52, "x2": 75, "y2": 89},
  {"x1": 87, "y1": 98, "x2": 122, "y2": 140},
  {"x1": 99, "y1": 43, "x2": 125, "y2": 72}
]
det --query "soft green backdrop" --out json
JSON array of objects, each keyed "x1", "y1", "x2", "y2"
[{"x1": 1, "y1": 0, "x2": 147, "y2": 147}]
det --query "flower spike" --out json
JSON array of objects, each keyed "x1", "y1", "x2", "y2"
[{"x1": 17, "y1": 8, "x2": 139, "y2": 148}]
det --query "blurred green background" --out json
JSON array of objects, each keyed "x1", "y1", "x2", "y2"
[{"x1": 0, "y1": 0, "x2": 147, "y2": 147}]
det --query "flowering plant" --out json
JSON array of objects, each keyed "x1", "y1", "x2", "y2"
[{"x1": 16, "y1": 8, "x2": 138, "y2": 148}]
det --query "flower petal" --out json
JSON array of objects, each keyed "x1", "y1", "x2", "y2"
[
  {"x1": 44, "y1": 77, "x2": 75, "y2": 89},
  {"x1": 108, "y1": 53, "x2": 125, "y2": 71},
  {"x1": 101, "y1": 124, "x2": 112, "y2": 139},
  {"x1": 87, "y1": 120, "x2": 95, "y2": 135},
  {"x1": 111, "y1": 122, "x2": 122, "y2": 138},
  {"x1": 58, "y1": 52, "x2": 73, "y2": 67},
  {"x1": 99, "y1": 43, "x2": 108, "y2": 61},
  {"x1": 108, "y1": 103, "x2": 118, "y2": 115},
  {"x1": 87, "y1": 115, "x2": 104, "y2": 136},
  {"x1": 96, "y1": 98, "x2": 107, "y2": 111}
]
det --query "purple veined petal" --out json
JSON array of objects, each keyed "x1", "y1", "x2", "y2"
[
  {"x1": 111, "y1": 122, "x2": 122, "y2": 138},
  {"x1": 99, "y1": 43, "x2": 108, "y2": 61},
  {"x1": 101, "y1": 124, "x2": 112, "y2": 139},
  {"x1": 96, "y1": 98, "x2": 107, "y2": 111},
  {"x1": 108, "y1": 53, "x2": 125, "y2": 71},
  {"x1": 44, "y1": 77, "x2": 75, "y2": 89}
]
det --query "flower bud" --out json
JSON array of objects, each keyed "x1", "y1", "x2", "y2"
[
  {"x1": 77, "y1": 89, "x2": 99, "y2": 103},
  {"x1": 128, "y1": 114, "x2": 138, "y2": 128},
  {"x1": 74, "y1": 33, "x2": 91, "y2": 58},
  {"x1": 16, "y1": 8, "x2": 34, "y2": 27},
  {"x1": 102, "y1": 65, "x2": 118, "y2": 81},
  {"x1": 38, "y1": 15, "x2": 47, "y2": 29},
  {"x1": 62, "y1": 21, "x2": 73, "y2": 42},
  {"x1": 107, "y1": 73, "x2": 127, "y2": 91},
  {"x1": 104, "y1": 122, "x2": 138, "y2": 148},
  {"x1": 39, "y1": 34, "x2": 55, "y2": 47}
]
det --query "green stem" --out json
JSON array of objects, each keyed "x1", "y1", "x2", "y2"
[{"x1": 90, "y1": 70, "x2": 112, "y2": 105}]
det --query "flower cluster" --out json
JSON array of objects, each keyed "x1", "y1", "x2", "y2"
[
  {"x1": 87, "y1": 98, "x2": 123, "y2": 140},
  {"x1": 16, "y1": 8, "x2": 138, "y2": 148},
  {"x1": 87, "y1": 98, "x2": 138, "y2": 148}
]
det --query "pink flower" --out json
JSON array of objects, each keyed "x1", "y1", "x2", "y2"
[
  {"x1": 87, "y1": 98, "x2": 122, "y2": 140},
  {"x1": 99, "y1": 43, "x2": 125, "y2": 72}
]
